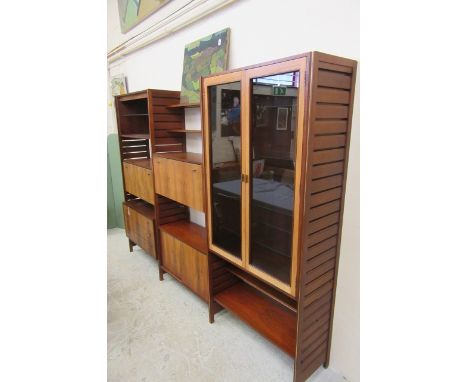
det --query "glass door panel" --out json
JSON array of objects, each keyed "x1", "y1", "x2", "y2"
[
  {"x1": 207, "y1": 81, "x2": 242, "y2": 259},
  {"x1": 248, "y1": 71, "x2": 300, "y2": 284}
]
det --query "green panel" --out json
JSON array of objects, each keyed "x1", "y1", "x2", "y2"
[
  {"x1": 107, "y1": 134, "x2": 125, "y2": 228},
  {"x1": 107, "y1": 153, "x2": 117, "y2": 229}
]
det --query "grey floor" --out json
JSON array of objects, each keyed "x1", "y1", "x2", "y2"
[{"x1": 108, "y1": 228, "x2": 346, "y2": 382}]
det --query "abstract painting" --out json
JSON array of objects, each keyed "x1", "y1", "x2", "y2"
[
  {"x1": 118, "y1": 0, "x2": 172, "y2": 33},
  {"x1": 180, "y1": 28, "x2": 230, "y2": 104}
]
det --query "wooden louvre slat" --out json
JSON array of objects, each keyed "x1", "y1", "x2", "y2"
[
  {"x1": 301, "y1": 341, "x2": 328, "y2": 371},
  {"x1": 307, "y1": 236, "x2": 338, "y2": 256},
  {"x1": 304, "y1": 270, "x2": 334, "y2": 296},
  {"x1": 308, "y1": 212, "x2": 340, "y2": 234},
  {"x1": 314, "y1": 120, "x2": 348, "y2": 135},
  {"x1": 310, "y1": 187, "x2": 342, "y2": 207},
  {"x1": 317, "y1": 70, "x2": 352, "y2": 89},
  {"x1": 316, "y1": 87, "x2": 350, "y2": 104},
  {"x1": 301, "y1": 331, "x2": 329, "y2": 362},
  {"x1": 306, "y1": 225, "x2": 339, "y2": 248},
  {"x1": 310, "y1": 174, "x2": 343, "y2": 193},
  {"x1": 305, "y1": 259, "x2": 335, "y2": 284},
  {"x1": 312, "y1": 148, "x2": 345, "y2": 164},
  {"x1": 318, "y1": 61, "x2": 353, "y2": 73},
  {"x1": 304, "y1": 293, "x2": 331, "y2": 327},
  {"x1": 303, "y1": 281, "x2": 334, "y2": 309},
  {"x1": 301, "y1": 310, "x2": 331, "y2": 340},
  {"x1": 300, "y1": 320, "x2": 330, "y2": 354},
  {"x1": 305, "y1": 248, "x2": 336, "y2": 274},
  {"x1": 311, "y1": 161, "x2": 344, "y2": 180},
  {"x1": 316, "y1": 104, "x2": 349, "y2": 119},
  {"x1": 310, "y1": 200, "x2": 341, "y2": 220},
  {"x1": 314, "y1": 135, "x2": 346, "y2": 150},
  {"x1": 153, "y1": 114, "x2": 184, "y2": 122},
  {"x1": 153, "y1": 106, "x2": 184, "y2": 114}
]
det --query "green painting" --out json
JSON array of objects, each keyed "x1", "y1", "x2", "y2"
[
  {"x1": 180, "y1": 28, "x2": 230, "y2": 104},
  {"x1": 118, "y1": 0, "x2": 172, "y2": 33}
]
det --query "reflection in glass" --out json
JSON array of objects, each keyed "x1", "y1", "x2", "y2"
[
  {"x1": 249, "y1": 71, "x2": 300, "y2": 284},
  {"x1": 209, "y1": 82, "x2": 242, "y2": 258}
]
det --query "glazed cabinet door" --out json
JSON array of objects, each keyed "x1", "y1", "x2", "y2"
[
  {"x1": 244, "y1": 58, "x2": 308, "y2": 296},
  {"x1": 202, "y1": 71, "x2": 244, "y2": 267}
]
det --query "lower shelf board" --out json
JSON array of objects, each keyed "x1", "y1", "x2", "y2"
[
  {"x1": 214, "y1": 282, "x2": 297, "y2": 357},
  {"x1": 124, "y1": 199, "x2": 154, "y2": 220}
]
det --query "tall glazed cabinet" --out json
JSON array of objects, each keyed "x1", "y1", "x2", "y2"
[{"x1": 201, "y1": 52, "x2": 357, "y2": 381}]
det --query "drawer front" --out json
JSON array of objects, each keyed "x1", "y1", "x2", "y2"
[
  {"x1": 123, "y1": 163, "x2": 154, "y2": 204},
  {"x1": 153, "y1": 158, "x2": 204, "y2": 211},
  {"x1": 123, "y1": 204, "x2": 156, "y2": 258},
  {"x1": 160, "y1": 231, "x2": 208, "y2": 300}
]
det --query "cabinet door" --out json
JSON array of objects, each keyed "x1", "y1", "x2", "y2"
[
  {"x1": 154, "y1": 158, "x2": 204, "y2": 211},
  {"x1": 136, "y1": 214, "x2": 156, "y2": 258},
  {"x1": 123, "y1": 162, "x2": 154, "y2": 204},
  {"x1": 202, "y1": 71, "x2": 244, "y2": 266},
  {"x1": 244, "y1": 58, "x2": 307, "y2": 296},
  {"x1": 123, "y1": 204, "x2": 156, "y2": 258},
  {"x1": 123, "y1": 204, "x2": 136, "y2": 243}
]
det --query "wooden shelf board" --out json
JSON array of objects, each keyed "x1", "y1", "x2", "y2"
[
  {"x1": 154, "y1": 152, "x2": 202, "y2": 165},
  {"x1": 159, "y1": 220, "x2": 207, "y2": 253},
  {"x1": 121, "y1": 113, "x2": 149, "y2": 117},
  {"x1": 167, "y1": 129, "x2": 202, "y2": 134},
  {"x1": 226, "y1": 264, "x2": 297, "y2": 312},
  {"x1": 117, "y1": 91, "x2": 148, "y2": 102},
  {"x1": 124, "y1": 158, "x2": 152, "y2": 170},
  {"x1": 121, "y1": 133, "x2": 150, "y2": 139},
  {"x1": 215, "y1": 282, "x2": 297, "y2": 357},
  {"x1": 124, "y1": 199, "x2": 154, "y2": 219},
  {"x1": 166, "y1": 102, "x2": 200, "y2": 109}
]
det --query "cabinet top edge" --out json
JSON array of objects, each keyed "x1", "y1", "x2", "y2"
[{"x1": 201, "y1": 51, "x2": 357, "y2": 80}]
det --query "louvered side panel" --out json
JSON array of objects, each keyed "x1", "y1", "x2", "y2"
[
  {"x1": 120, "y1": 138, "x2": 150, "y2": 160},
  {"x1": 149, "y1": 90, "x2": 186, "y2": 154},
  {"x1": 294, "y1": 53, "x2": 357, "y2": 382}
]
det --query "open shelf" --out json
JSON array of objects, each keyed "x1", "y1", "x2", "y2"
[
  {"x1": 215, "y1": 282, "x2": 297, "y2": 357},
  {"x1": 159, "y1": 220, "x2": 207, "y2": 253},
  {"x1": 167, "y1": 129, "x2": 202, "y2": 134},
  {"x1": 225, "y1": 264, "x2": 297, "y2": 312},
  {"x1": 154, "y1": 152, "x2": 202, "y2": 165},
  {"x1": 120, "y1": 133, "x2": 150, "y2": 139},
  {"x1": 166, "y1": 102, "x2": 200, "y2": 109},
  {"x1": 123, "y1": 158, "x2": 152, "y2": 170},
  {"x1": 124, "y1": 199, "x2": 154, "y2": 219}
]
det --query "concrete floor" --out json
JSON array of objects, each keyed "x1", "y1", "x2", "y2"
[{"x1": 108, "y1": 228, "x2": 346, "y2": 382}]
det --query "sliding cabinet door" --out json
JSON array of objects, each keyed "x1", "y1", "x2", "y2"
[
  {"x1": 202, "y1": 71, "x2": 245, "y2": 266},
  {"x1": 243, "y1": 58, "x2": 308, "y2": 296}
]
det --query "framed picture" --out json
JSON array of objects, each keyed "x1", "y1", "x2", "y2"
[
  {"x1": 110, "y1": 74, "x2": 127, "y2": 96},
  {"x1": 276, "y1": 107, "x2": 289, "y2": 130},
  {"x1": 181, "y1": 28, "x2": 230, "y2": 103},
  {"x1": 220, "y1": 89, "x2": 241, "y2": 137}
]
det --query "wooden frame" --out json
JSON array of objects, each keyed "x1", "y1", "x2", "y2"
[
  {"x1": 243, "y1": 57, "x2": 308, "y2": 297},
  {"x1": 202, "y1": 52, "x2": 358, "y2": 382},
  {"x1": 202, "y1": 70, "x2": 244, "y2": 268}
]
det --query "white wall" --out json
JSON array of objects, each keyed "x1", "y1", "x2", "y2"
[{"x1": 107, "y1": 0, "x2": 359, "y2": 380}]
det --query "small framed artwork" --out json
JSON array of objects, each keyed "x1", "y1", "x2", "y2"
[
  {"x1": 110, "y1": 74, "x2": 127, "y2": 96},
  {"x1": 276, "y1": 107, "x2": 289, "y2": 130}
]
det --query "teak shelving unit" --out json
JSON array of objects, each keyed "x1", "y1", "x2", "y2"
[
  {"x1": 113, "y1": 51, "x2": 357, "y2": 382},
  {"x1": 115, "y1": 89, "x2": 187, "y2": 259},
  {"x1": 201, "y1": 52, "x2": 357, "y2": 382}
]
